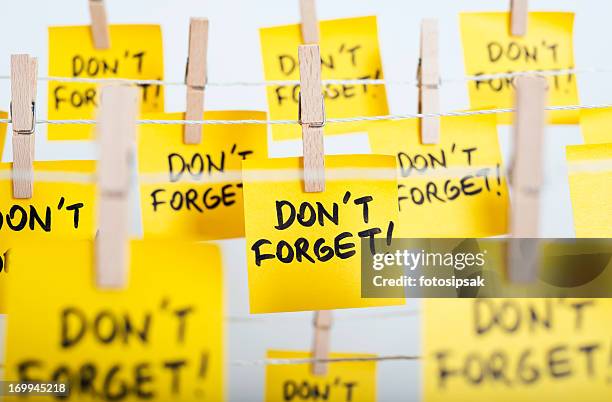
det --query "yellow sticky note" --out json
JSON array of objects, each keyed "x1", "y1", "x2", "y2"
[
  {"x1": 138, "y1": 111, "x2": 268, "y2": 240},
  {"x1": 423, "y1": 298, "x2": 612, "y2": 402},
  {"x1": 48, "y1": 25, "x2": 164, "y2": 140},
  {"x1": 265, "y1": 350, "x2": 376, "y2": 402},
  {"x1": 4, "y1": 240, "x2": 224, "y2": 402},
  {"x1": 0, "y1": 110, "x2": 8, "y2": 156},
  {"x1": 580, "y1": 107, "x2": 612, "y2": 144},
  {"x1": 567, "y1": 143, "x2": 612, "y2": 237},
  {"x1": 242, "y1": 155, "x2": 404, "y2": 313},
  {"x1": 368, "y1": 115, "x2": 509, "y2": 237},
  {"x1": 0, "y1": 161, "x2": 96, "y2": 313},
  {"x1": 460, "y1": 12, "x2": 578, "y2": 124},
  {"x1": 260, "y1": 16, "x2": 388, "y2": 140}
]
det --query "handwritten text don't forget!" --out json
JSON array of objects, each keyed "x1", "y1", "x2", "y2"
[
  {"x1": 52, "y1": 52, "x2": 161, "y2": 111},
  {"x1": 396, "y1": 144, "x2": 503, "y2": 209},
  {"x1": 15, "y1": 299, "x2": 211, "y2": 401},
  {"x1": 250, "y1": 191, "x2": 394, "y2": 267},
  {"x1": 148, "y1": 144, "x2": 254, "y2": 213},
  {"x1": 272, "y1": 44, "x2": 381, "y2": 107},
  {"x1": 473, "y1": 40, "x2": 574, "y2": 94}
]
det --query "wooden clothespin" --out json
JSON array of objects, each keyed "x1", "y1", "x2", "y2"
[
  {"x1": 298, "y1": 45, "x2": 325, "y2": 192},
  {"x1": 298, "y1": 44, "x2": 329, "y2": 374},
  {"x1": 89, "y1": 0, "x2": 110, "y2": 49},
  {"x1": 10, "y1": 54, "x2": 38, "y2": 199},
  {"x1": 184, "y1": 18, "x2": 209, "y2": 144},
  {"x1": 510, "y1": 0, "x2": 528, "y2": 36},
  {"x1": 312, "y1": 310, "x2": 332, "y2": 375},
  {"x1": 508, "y1": 75, "x2": 547, "y2": 283},
  {"x1": 417, "y1": 19, "x2": 440, "y2": 144},
  {"x1": 96, "y1": 85, "x2": 138, "y2": 288},
  {"x1": 299, "y1": 0, "x2": 319, "y2": 44}
]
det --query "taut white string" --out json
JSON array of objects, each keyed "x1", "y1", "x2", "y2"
[
  {"x1": 0, "y1": 102, "x2": 610, "y2": 126},
  {"x1": 231, "y1": 355, "x2": 422, "y2": 367},
  {"x1": 0, "y1": 66, "x2": 603, "y2": 87}
]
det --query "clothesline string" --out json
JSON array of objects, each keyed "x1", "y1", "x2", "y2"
[
  {"x1": 0, "y1": 66, "x2": 603, "y2": 87},
  {"x1": 0, "y1": 102, "x2": 609, "y2": 125},
  {"x1": 232, "y1": 355, "x2": 422, "y2": 367},
  {"x1": 0, "y1": 355, "x2": 423, "y2": 369}
]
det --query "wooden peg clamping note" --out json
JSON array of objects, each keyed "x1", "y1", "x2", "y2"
[
  {"x1": 312, "y1": 310, "x2": 332, "y2": 375},
  {"x1": 508, "y1": 75, "x2": 547, "y2": 283},
  {"x1": 89, "y1": 0, "x2": 110, "y2": 49},
  {"x1": 510, "y1": 0, "x2": 528, "y2": 36},
  {"x1": 418, "y1": 19, "x2": 440, "y2": 144},
  {"x1": 184, "y1": 18, "x2": 209, "y2": 144},
  {"x1": 298, "y1": 44, "x2": 325, "y2": 193},
  {"x1": 96, "y1": 85, "x2": 138, "y2": 289},
  {"x1": 10, "y1": 54, "x2": 38, "y2": 199},
  {"x1": 299, "y1": 0, "x2": 319, "y2": 44}
]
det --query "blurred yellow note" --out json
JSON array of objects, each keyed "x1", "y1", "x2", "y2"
[
  {"x1": 0, "y1": 160, "x2": 96, "y2": 313},
  {"x1": 580, "y1": 107, "x2": 612, "y2": 144},
  {"x1": 0, "y1": 110, "x2": 8, "y2": 156},
  {"x1": 138, "y1": 111, "x2": 268, "y2": 240},
  {"x1": 48, "y1": 25, "x2": 164, "y2": 140},
  {"x1": 460, "y1": 12, "x2": 578, "y2": 124},
  {"x1": 242, "y1": 155, "x2": 404, "y2": 313},
  {"x1": 368, "y1": 115, "x2": 509, "y2": 237},
  {"x1": 4, "y1": 240, "x2": 224, "y2": 402},
  {"x1": 567, "y1": 143, "x2": 612, "y2": 237},
  {"x1": 265, "y1": 350, "x2": 376, "y2": 402},
  {"x1": 260, "y1": 16, "x2": 388, "y2": 140},
  {"x1": 423, "y1": 298, "x2": 612, "y2": 402}
]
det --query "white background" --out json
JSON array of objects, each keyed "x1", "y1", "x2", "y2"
[{"x1": 0, "y1": 1, "x2": 607, "y2": 401}]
